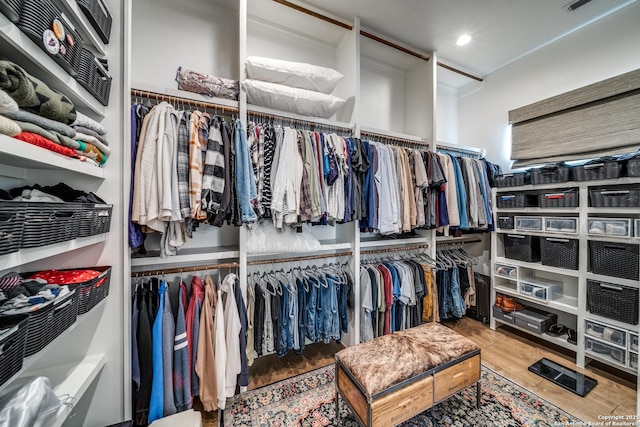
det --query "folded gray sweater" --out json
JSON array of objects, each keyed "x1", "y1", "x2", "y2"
[{"x1": 4, "y1": 110, "x2": 76, "y2": 138}]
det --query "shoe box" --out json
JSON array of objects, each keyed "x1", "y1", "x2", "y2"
[{"x1": 513, "y1": 307, "x2": 557, "y2": 334}]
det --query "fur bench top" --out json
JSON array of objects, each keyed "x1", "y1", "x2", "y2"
[{"x1": 336, "y1": 322, "x2": 479, "y2": 396}]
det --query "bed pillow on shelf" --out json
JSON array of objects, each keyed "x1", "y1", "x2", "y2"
[
  {"x1": 243, "y1": 79, "x2": 346, "y2": 120},
  {"x1": 246, "y1": 56, "x2": 344, "y2": 94}
]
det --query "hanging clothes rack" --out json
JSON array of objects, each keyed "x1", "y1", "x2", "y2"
[
  {"x1": 360, "y1": 130, "x2": 431, "y2": 149},
  {"x1": 130, "y1": 87, "x2": 239, "y2": 114},
  {"x1": 436, "y1": 143, "x2": 484, "y2": 159},
  {"x1": 247, "y1": 251, "x2": 353, "y2": 266},
  {"x1": 361, "y1": 243, "x2": 429, "y2": 256},
  {"x1": 436, "y1": 238, "x2": 483, "y2": 248},
  {"x1": 130, "y1": 261, "x2": 239, "y2": 277},
  {"x1": 247, "y1": 110, "x2": 353, "y2": 136}
]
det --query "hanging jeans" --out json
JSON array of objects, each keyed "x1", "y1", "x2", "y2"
[
  {"x1": 296, "y1": 278, "x2": 308, "y2": 354},
  {"x1": 306, "y1": 278, "x2": 318, "y2": 342},
  {"x1": 235, "y1": 118, "x2": 257, "y2": 223}
]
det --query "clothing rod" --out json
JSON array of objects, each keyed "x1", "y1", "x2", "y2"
[
  {"x1": 130, "y1": 88, "x2": 239, "y2": 113},
  {"x1": 360, "y1": 130, "x2": 431, "y2": 148},
  {"x1": 360, "y1": 244, "x2": 429, "y2": 255},
  {"x1": 247, "y1": 110, "x2": 352, "y2": 133},
  {"x1": 436, "y1": 238, "x2": 483, "y2": 247},
  {"x1": 247, "y1": 251, "x2": 353, "y2": 266},
  {"x1": 131, "y1": 261, "x2": 239, "y2": 277}
]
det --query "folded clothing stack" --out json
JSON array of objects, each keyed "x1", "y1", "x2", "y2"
[
  {"x1": 0, "y1": 271, "x2": 69, "y2": 316},
  {"x1": 243, "y1": 56, "x2": 346, "y2": 119},
  {"x1": 0, "y1": 60, "x2": 110, "y2": 166},
  {"x1": 1, "y1": 182, "x2": 106, "y2": 204}
]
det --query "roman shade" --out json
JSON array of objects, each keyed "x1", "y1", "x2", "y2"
[{"x1": 509, "y1": 69, "x2": 640, "y2": 168}]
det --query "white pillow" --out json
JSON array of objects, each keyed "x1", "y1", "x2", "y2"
[
  {"x1": 243, "y1": 79, "x2": 346, "y2": 119},
  {"x1": 246, "y1": 56, "x2": 344, "y2": 94}
]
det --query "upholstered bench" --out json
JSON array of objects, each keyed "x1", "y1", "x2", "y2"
[{"x1": 335, "y1": 322, "x2": 481, "y2": 427}]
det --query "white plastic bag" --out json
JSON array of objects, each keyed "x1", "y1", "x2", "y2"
[
  {"x1": 247, "y1": 221, "x2": 321, "y2": 254},
  {"x1": 0, "y1": 376, "x2": 61, "y2": 427}
]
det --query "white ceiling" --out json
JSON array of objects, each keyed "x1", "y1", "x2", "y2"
[{"x1": 298, "y1": 0, "x2": 637, "y2": 88}]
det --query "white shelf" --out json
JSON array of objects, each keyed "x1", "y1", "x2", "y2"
[
  {"x1": 247, "y1": 104, "x2": 353, "y2": 130},
  {"x1": 587, "y1": 235, "x2": 640, "y2": 244},
  {"x1": 494, "y1": 257, "x2": 580, "y2": 277},
  {"x1": 493, "y1": 286, "x2": 579, "y2": 315},
  {"x1": 495, "y1": 177, "x2": 640, "y2": 192},
  {"x1": 496, "y1": 229, "x2": 577, "y2": 239},
  {"x1": 0, "y1": 135, "x2": 106, "y2": 179},
  {"x1": 494, "y1": 318, "x2": 577, "y2": 352},
  {"x1": 585, "y1": 273, "x2": 640, "y2": 289},
  {"x1": 131, "y1": 246, "x2": 241, "y2": 269},
  {"x1": 587, "y1": 207, "x2": 640, "y2": 214},
  {"x1": 496, "y1": 208, "x2": 579, "y2": 214},
  {"x1": 0, "y1": 234, "x2": 107, "y2": 272},
  {"x1": 0, "y1": 298, "x2": 108, "y2": 395},
  {"x1": 360, "y1": 126, "x2": 427, "y2": 143},
  {"x1": 247, "y1": 241, "x2": 352, "y2": 259},
  {"x1": 585, "y1": 351, "x2": 636, "y2": 375},
  {"x1": 584, "y1": 313, "x2": 639, "y2": 332},
  {"x1": 0, "y1": 13, "x2": 106, "y2": 118},
  {"x1": 132, "y1": 82, "x2": 239, "y2": 110},
  {"x1": 41, "y1": 353, "x2": 107, "y2": 427},
  {"x1": 54, "y1": 0, "x2": 107, "y2": 56}
]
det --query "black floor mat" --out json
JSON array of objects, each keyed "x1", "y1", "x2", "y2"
[{"x1": 528, "y1": 357, "x2": 597, "y2": 397}]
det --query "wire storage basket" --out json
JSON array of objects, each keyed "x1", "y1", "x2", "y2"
[
  {"x1": 497, "y1": 193, "x2": 537, "y2": 209},
  {"x1": 587, "y1": 280, "x2": 639, "y2": 325},
  {"x1": 0, "y1": 201, "x2": 27, "y2": 256},
  {"x1": 0, "y1": 314, "x2": 29, "y2": 387},
  {"x1": 75, "y1": 47, "x2": 112, "y2": 105},
  {"x1": 538, "y1": 189, "x2": 579, "y2": 208},
  {"x1": 77, "y1": 204, "x2": 113, "y2": 237},
  {"x1": 530, "y1": 163, "x2": 571, "y2": 185},
  {"x1": 495, "y1": 172, "x2": 529, "y2": 188},
  {"x1": 0, "y1": 0, "x2": 22, "y2": 22},
  {"x1": 573, "y1": 159, "x2": 622, "y2": 181},
  {"x1": 589, "y1": 188, "x2": 640, "y2": 208},
  {"x1": 20, "y1": 202, "x2": 82, "y2": 248},
  {"x1": 76, "y1": 0, "x2": 112, "y2": 43},
  {"x1": 589, "y1": 241, "x2": 639, "y2": 280},
  {"x1": 541, "y1": 237, "x2": 578, "y2": 270}
]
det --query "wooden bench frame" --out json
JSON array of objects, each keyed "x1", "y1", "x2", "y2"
[{"x1": 336, "y1": 349, "x2": 481, "y2": 427}]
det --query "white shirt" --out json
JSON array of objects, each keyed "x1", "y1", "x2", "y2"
[{"x1": 221, "y1": 274, "x2": 241, "y2": 398}]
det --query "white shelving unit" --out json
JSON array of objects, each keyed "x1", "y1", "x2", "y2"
[
  {"x1": 491, "y1": 177, "x2": 640, "y2": 375},
  {"x1": 0, "y1": 0, "x2": 124, "y2": 424}
]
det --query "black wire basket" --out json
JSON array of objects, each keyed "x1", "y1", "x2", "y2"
[
  {"x1": 589, "y1": 188, "x2": 640, "y2": 208},
  {"x1": 538, "y1": 189, "x2": 579, "y2": 208},
  {"x1": 0, "y1": 0, "x2": 22, "y2": 22},
  {"x1": 77, "y1": 203, "x2": 113, "y2": 238},
  {"x1": 589, "y1": 241, "x2": 639, "y2": 280},
  {"x1": 0, "y1": 314, "x2": 29, "y2": 387},
  {"x1": 0, "y1": 201, "x2": 27, "y2": 256},
  {"x1": 541, "y1": 237, "x2": 578, "y2": 270},
  {"x1": 573, "y1": 160, "x2": 622, "y2": 181},
  {"x1": 75, "y1": 47, "x2": 112, "y2": 105},
  {"x1": 531, "y1": 164, "x2": 571, "y2": 185},
  {"x1": 497, "y1": 215, "x2": 514, "y2": 229},
  {"x1": 76, "y1": 0, "x2": 112, "y2": 44},
  {"x1": 20, "y1": 202, "x2": 82, "y2": 248},
  {"x1": 495, "y1": 172, "x2": 529, "y2": 188},
  {"x1": 587, "y1": 280, "x2": 639, "y2": 325}
]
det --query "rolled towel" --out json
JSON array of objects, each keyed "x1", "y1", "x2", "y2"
[
  {"x1": 72, "y1": 111, "x2": 106, "y2": 135},
  {"x1": 0, "y1": 89, "x2": 18, "y2": 114},
  {"x1": 70, "y1": 125, "x2": 108, "y2": 146},
  {"x1": 75, "y1": 132, "x2": 111, "y2": 156},
  {"x1": 0, "y1": 60, "x2": 76, "y2": 124},
  {"x1": 0, "y1": 115, "x2": 20, "y2": 136},
  {"x1": 3, "y1": 110, "x2": 76, "y2": 138}
]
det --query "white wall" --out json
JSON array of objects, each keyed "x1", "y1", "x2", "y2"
[
  {"x1": 436, "y1": 83, "x2": 459, "y2": 145},
  {"x1": 458, "y1": 1, "x2": 640, "y2": 171}
]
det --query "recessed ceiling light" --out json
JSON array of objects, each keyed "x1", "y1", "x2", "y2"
[{"x1": 456, "y1": 34, "x2": 472, "y2": 46}]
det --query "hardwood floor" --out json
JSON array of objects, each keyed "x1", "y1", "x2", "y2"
[{"x1": 200, "y1": 317, "x2": 637, "y2": 425}]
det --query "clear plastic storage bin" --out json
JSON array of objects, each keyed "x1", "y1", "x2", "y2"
[
  {"x1": 585, "y1": 320, "x2": 626, "y2": 347},
  {"x1": 518, "y1": 279, "x2": 562, "y2": 302},
  {"x1": 495, "y1": 264, "x2": 517, "y2": 279},
  {"x1": 588, "y1": 218, "x2": 631, "y2": 238},
  {"x1": 585, "y1": 337, "x2": 627, "y2": 367},
  {"x1": 630, "y1": 334, "x2": 638, "y2": 353},
  {"x1": 631, "y1": 353, "x2": 638, "y2": 370},
  {"x1": 545, "y1": 217, "x2": 578, "y2": 234},
  {"x1": 515, "y1": 216, "x2": 543, "y2": 231}
]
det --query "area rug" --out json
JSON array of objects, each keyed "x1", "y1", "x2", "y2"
[{"x1": 223, "y1": 364, "x2": 582, "y2": 426}]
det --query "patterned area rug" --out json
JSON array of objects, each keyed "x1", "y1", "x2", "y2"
[{"x1": 224, "y1": 364, "x2": 581, "y2": 426}]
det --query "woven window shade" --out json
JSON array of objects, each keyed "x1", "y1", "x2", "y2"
[{"x1": 509, "y1": 69, "x2": 640, "y2": 168}]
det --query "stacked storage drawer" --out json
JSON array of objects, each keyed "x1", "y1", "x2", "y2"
[{"x1": 585, "y1": 320, "x2": 635, "y2": 370}]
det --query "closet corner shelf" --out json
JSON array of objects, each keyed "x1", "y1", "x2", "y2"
[
  {"x1": 247, "y1": 104, "x2": 353, "y2": 130},
  {"x1": 0, "y1": 135, "x2": 106, "y2": 179},
  {"x1": 130, "y1": 246, "x2": 241, "y2": 269},
  {"x1": 584, "y1": 313, "x2": 639, "y2": 333},
  {"x1": 492, "y1": 285, "x2": 579, "y2": 315},
  {"x1": 131, "y1": 82, "x2": 239, "y2": 110},
  {"x1": 53, "y1": 0, "x2": 107, "y2": 56},
  {"x1": 494, "y1": 318, "x2": 577, "y2": 352},
  {"x1": 44, "y1": 353, "x2": 107, "y2": 427},
  {"x1": 585, "y1": 273, "x2": 639, "y2": 289},
  {"x1": 0, "y1": 298, "x2": 108, "y2": 396},
  {"x1": 493, "y1": 257, "x2": 580, "y2": 277},
  {"x1": 0, "y1": 13, "x2": 106, "y2": 118},
  {"x1": 0, "y1": 234, "x2": 107, "y2": 272}
]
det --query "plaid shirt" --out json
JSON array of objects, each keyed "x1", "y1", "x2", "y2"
[
  {"x1": 177, "y1": 111, "x2": 191, "y2": 220},
  {"x1": 298, "y1": 131, "x2": 313, "y2": 221},
  {"x1": 188, "y1": 111, "x2": 210, "y2": 220}
]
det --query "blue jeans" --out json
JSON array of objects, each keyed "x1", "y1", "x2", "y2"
[
  {"x1": 277, "y1": 284, "x2": 291, "y2": 357},
  {"x1": 235, "y1": 119, "x2": 257, "y2": 223},
  {"x1": 306, "y1": 277, "x2": 319, "y2": 342},
  {"x1": 338, "y1": 276, "x2": 349, "y2": 334},
  {"x1": 296, "y1": 278, "x2": 307, "y2": 354},
  {"x1": 324, "y1": 275, "x2": 340, "y2": 342}
]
